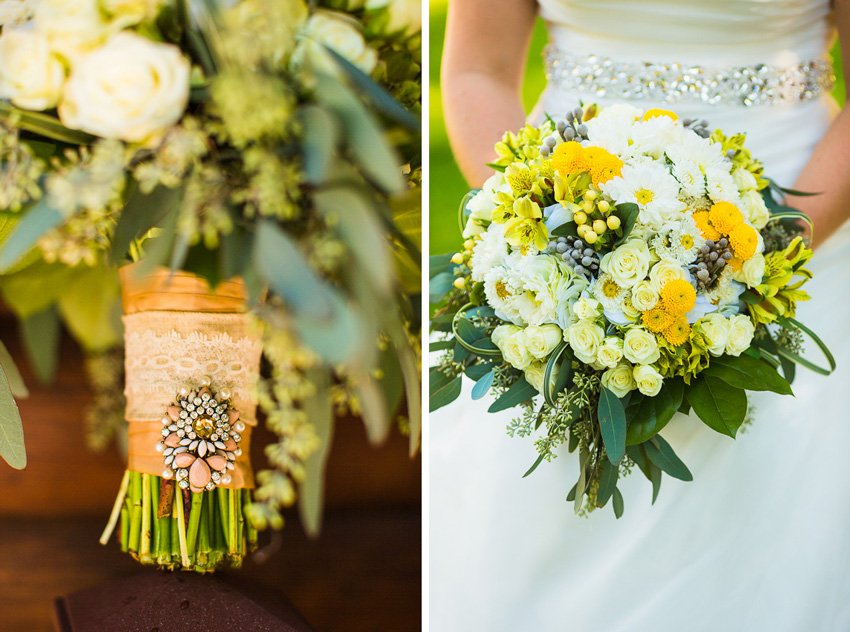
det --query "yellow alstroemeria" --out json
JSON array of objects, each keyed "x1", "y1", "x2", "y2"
[
  {"x1": 748, "y1": 236, "x2": 813, "y2": 325},
  {"x1": 553, "y1": 170, "x2": 593, "y2": 206},
  {"x1": 503, "y1": 197, "x2": 549, "y2": 253},
  {"x1": 491, "y1": 190, "x2": 517, "y2": 224},
  {"x1": 505, "y1": 163, "x2": 545, "y2": 199}
]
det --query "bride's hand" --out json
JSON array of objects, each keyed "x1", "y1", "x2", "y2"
[
  {"x1": 442, "y1": 0, "x2": 538, "y2": 187},
  {"x1": 790, "y1": 0, "x2": 850, "y2": 248}
]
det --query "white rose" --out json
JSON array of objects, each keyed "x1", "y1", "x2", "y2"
[
  {"x1": 59, "y1": 32, "x2": 190, "y2": 143},
  {"x1": 524, "y1": 324, "x2": 563, "y2": 359},
  {"x1": 491, "y1": 324, "x2": 520, "y2": 351},
  {"x1": 573, "y1": 296, "x2": 602, "y2": 321},
  {"x1": 599, "y1": 239, "x2": 651, "y2": 289},
  {"x1": 726, "y1": 314, "x2": 755, "y2": 356},
  {"x1": 366, "y1": 0, "x2": 421, "y2": 35},
  {"x1": 0, "y1": 0, "x2": 35, "y2": 26},
  {"x1": 623, "y1": 328, "x2": 660, "y2": 365},
  {"x1": 596, "y1": 337, "x2": 624, "y2": 369},
  {"x1": 602, "y1": 361, "x2": 636, "y2": 398},
  {"x1": 696, "y1": 313, "x2": 730, "y2": 356},
  {"x1": 295, "y1": 11, "x2": 377, "y2": 75},
  {"x1": 633, "y1": 364, "x2": 664, "y2": 397},
  {"x1": 734, "y1": 252, "x2": 765, "y2": 289},
  {"x1": 36, "y1": 0, "x2": 111, "y2": 58},
  {"x1": 566, "y1": 319, "x2": 605, "y2": 365},
  {"x1": 101, "y1": 0, "x2": 164, "y2": 24},
  {"x1": 463, "y1": 190, "x2": 493, "y2": 238},
  {"x1": 630, "y1": 280, "x2": 659, "y2": 312},
  {"x1": 731, "y1": 167, "x2": 758, "y2": 192},
  {"x1": 501, "y1": 329, "x2": 533, "y2": 370},
  {"x1": 524, "y1": 361, "x2": 546, "y2": 395},
  {"x1": 741, "y1": 190, "x2": 770, "y2": 230},
  {"x1": 648, "y1": 258, "x2": 690, "y2": 294},
  {"x1": 0, "y1": 27, "x2": 65, "y2": 111}
]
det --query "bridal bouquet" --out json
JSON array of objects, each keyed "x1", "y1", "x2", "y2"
[
  {"x1": 0, "y1": 0, "x2": 421, "y2": 571},
  {"x1": 430, "y1": 104, "x2": 833, "y2": 516}
]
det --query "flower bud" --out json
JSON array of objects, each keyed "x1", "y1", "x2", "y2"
[
  {"x1": 607, "y1": 215, "x2": 621, "y2": 230},
  {"x1": 584, "y1": 231, "x2": 598, "y2": 244},
  {"x1": 452, "y1": 277, "x2": 466, "y2": 289},
  {"x1": 593, "y1": 220, "x2": 607, "y2": 234},
  {"x1": 574, "y1": 211, "x2": 588, "y2": 225}
]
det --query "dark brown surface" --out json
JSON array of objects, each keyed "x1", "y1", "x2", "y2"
[{"x1": 0, "y1": 315, "x2": 422, "y2": 631}]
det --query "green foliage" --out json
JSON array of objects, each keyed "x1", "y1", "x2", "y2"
[
  {"x1": 686, "y1": 375, "x2": 748, "y2": 438},
  {"x1": 0, "y1": 199, "x2": 64, "y2": 273},
  {"x1": 298, "y1": 366, "x2": 333, "y2": 538},
  {"x1": 625, "y1": 378, "x2": 684, "y2": 445},
  {"x1": 0, "y1": 362, "x2": 25, "y2": 470},
  {"x1": 488, "y1": 377, "x2": 536, "y2": 413},
  {"x1": 430, "y1": 368, "x2": 462, "y2": 412},
  {"x1": 598, "y1": 386, "x2": 626, "y2": 465},
  {"x1": 703, "y1": 354, "x2": 792, "y2": 395}
]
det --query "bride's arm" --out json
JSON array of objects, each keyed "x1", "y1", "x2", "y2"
[
  {"x1": 789, "y1": 1, "x2": 850, "y2": 247},
  {"x1": 442, "y1": 0, "x2": 539, "y2": 187}
]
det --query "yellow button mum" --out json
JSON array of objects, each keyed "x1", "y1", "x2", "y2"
[
  {"x1": 552, "y1": 141, "x2": 587, "y2": 175},
  {"x1": 642, "y1": 108, "x2": 678, "y2": 122},
  {"x1": 729, "y1": 223, "x2": 759, "y2": 260},
  {"x1": 693, "y1": 211, "x2": 721, "y2": 241},
  {"x1": 642, "y1": 307, "x2": 674, "y2": 333},
  {"x1": 708, "y1": 202, "x2": 744, "y2": 235},
  {"x1": 660, "y1": 279, "x2": 696, "y2": 315},
  {"x1": 583, "y1": 146, "x2": 624, "y2": 186},
  {"x1": 662, "y1": 315, "x2": 691, "y2": 346}
]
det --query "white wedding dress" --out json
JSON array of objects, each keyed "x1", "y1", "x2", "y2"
[{"x1": 430, "y1": 1, "x2": 850, "y2": 630}]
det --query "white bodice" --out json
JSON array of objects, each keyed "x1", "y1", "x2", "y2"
[{"x1": 537, "y1": 0, "x2": 835, "y2": 66}]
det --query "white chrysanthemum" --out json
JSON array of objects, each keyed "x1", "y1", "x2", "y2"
[
  {"x1": 463, "y1": 172, "x2": 507, "y2": 238},
  {"x1": 602, "y1": 162, "x2": 686, "y2": 230},
  {"x1": 483, "y1": 266, "x2": 525, "y2": 326},
  {"x1": 703, "y1": 268, "x2": 743, "y2": 308},
  {"x1": 470, "y1": 223, "x2": 508, "y2": 282},
  {"x1": 552, "y1": 273, "x2": 587, "y2": 330},
  {"x1": 705, "y1": 167, "x2": 741, "y2": 204},
  {"x1": 666, "y1": 146, "x2": 706, "y2": 198},
  {"x1": 676, "y1": 131, "x2": 727, "y2": 173},
  {"x1": 630, "y1": 115, "x2": 683, "y2": 159},
  {"x1": 651, "y1": 213, "x2": 705, "y2": 265},
  {"x1": 583, "y1": 103, "x2": 642, "y2": 159},
  {"x1": 591, "y1": 273, "x2": 628, "y2": 311}
]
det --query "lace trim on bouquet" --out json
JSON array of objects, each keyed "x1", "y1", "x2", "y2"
[{"x1": 124, "y1": 311, "x2": 262, "y2": 425}]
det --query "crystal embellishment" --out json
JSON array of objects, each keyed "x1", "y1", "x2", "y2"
[{"x1": 543, "y1": 47, "x2": 835, "y2": 107}]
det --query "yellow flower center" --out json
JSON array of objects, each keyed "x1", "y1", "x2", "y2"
[
  {"x1": 602, "y1": 278, "x2": 621, "y2": 299},
  {"x1": 495, "y1": 280, "x2": 511, "y2": 300},
  {"x1": 636, "y1": 189, "x2": 654, "y2": 204},
  {"x1": 680, "y1": 234, "x2": 694, "y2": 249}
]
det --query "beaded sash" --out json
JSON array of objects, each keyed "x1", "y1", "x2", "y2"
[{"x1": 543, "y1": 46, "x2": 835, "y2": 106}]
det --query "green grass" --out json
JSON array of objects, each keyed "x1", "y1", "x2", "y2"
[{"x1": 429, "y1": 0, "x2": 845, "y2": 256}]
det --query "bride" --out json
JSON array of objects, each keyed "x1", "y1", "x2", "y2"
[{"x1": 431, "y1": 0, "x2": 850, "y2": 630}]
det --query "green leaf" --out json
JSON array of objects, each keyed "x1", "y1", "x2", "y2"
[
  {"x1": 650, "y1": 464, "x2": 662, "y2": 503},
  {"x1": 352, "y1": 368, "x2": 390, "y2": 445},
  {"x1": 300, "y1": 105, "x2": 341, "y2": 184},
  {"x1": 455, "y1": 316, "x2": 484, "y2": 343},
  {"x1": 0, "y1": 363, "x2": 25, "y2": 469},
  {"x1": 218, "y1": 223, "x2": 253, "y2": 280},
  {"x1": 488, "y1": 377, "x2": 537, "y2": 413},
  {"x1": 0, "y1": 199, "x2": 64, "y2": 273},
  {"x1": 110, "y1": 184, "x2": 183, "y2": 264},
  {"x1": 253, "y1": 220, "x2": 360, "y2": 364},
  {"x1": 686, "y1": 375, "x2": 748, "y2": 438},
  {"x1": 613, "y1": 203, "x2": 639, "y2": 246},
  {"x1": 297, "y1": 366, "x2": 333, "y2": 538},
  {"x1": 598, "y1": 386, "x2": 627, "y2": 464},
  {"x1": 470, "y1": 369, "x2": 495, "y2": 400},
  {"x1": 612, "y1": 487, "x2": 624, "y2": 518},
  {"x1": 596, "y1": 459, "x2": 619, "y2": 508},
  {"x1": 429, "y1": 254, "x2": 454, "y2": 279},
  {"x1": 430, "y1": 373, "x2": 461, "y2": 412},
  {"x1": 625, "y1": 378, "x2": 684, "y2": 445},
  {"x1": 21, "y1": 306, "x2": 61, "y2": 385},
  {"x1": 429, "y1": 271, "x2": 454, "y2": 303},
  {"x1": 56, "y1": 264, "x2": 122, "y2": 352},
  {"x1": 645, "y1": 435, "x2": 693, "y2": 482},
  {"x1": 0, "y1": 341, "x2": 27, "y2": 398},
  {"x1": 703, "y1": 354, "x2": 793, "y2": 395},
  {"x1": 133, "y1": 205, "x2": 179, "y2": 277},
  {"x1": 523, "y1": 453, "x2": 546, "y2": 479},
  {"x1": 776, "y1": 317, "x2": 836, "y2": 376},
  {"x1": 465, "y1": 363, "x2": 494, "y2": 380},
  {"x1": 626, "y1": 444, "x2": 651, "y2": 480},
  {"x1": 429, "y1": 340, "x2": 454, "y2": 352},
  {"x1": 0, "y1": 101, "x2": 95, "y2": 145}
]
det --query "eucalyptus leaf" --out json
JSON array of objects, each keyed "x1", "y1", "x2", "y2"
[
  {"x1": 110, "y1": 184, "x2": 183, "y2": 264},
  {"x1": 625, "y1": 378, "x2": 684, "y2": 445},
  {"x1": 0, "y1": 341, "x2": 27, "y2": 398},
  {"x1": 645, "y1": 435, "x2": 693, "y2": 482},
  {"x1": 57, "y1": 264, "x2": 122, "y2": 352},
  {"x1": 300, "y1": 105, "x2": 341, "y2": 184},
  {"x1": 0, "y1": 260, "x2": 80, "y2": 318},
  {"x1": 598, "y1": 386, "x2": 627, "y2": 465},
  {"x1": 429, "y1": 271, "x2": 454, "y2": 303},
  {"x1": 703, "y1": 354, "x2": 793, "y2": 395},
  {"x1": 523, "y1": 453, "x2": 546, "y2": 479},
  {"x1": 353, "y1": 369, "x2": 390, "y2": 445},
  {"x1": 488, "y1": 377, "x2": 536, "y2": 413},
  {"x1": 687, "y1": 375, "x2": 747, "y2": 438},
  {"x1": 612, "y1": 487, "x2": 624, "y2": 519},
  {"x1": 430, "y1": 340, "x2": 454, "y2": 352},
  {"x1": 0, "y1": 199, "x2": 64, "y2": 273},
  {"x1": 430, "y1": 374, "x2": 461, "y2": 412},
  {"x1": 21, "y1": 306, "x2": 60, "y2": 385},
  {"x1": 429, "y1": 254, "x2": 454, "y2": 279},
  {"x1": 470, "y1": 369, "x2": 495, "y2": 400},
  {"x1": 0, "y1": 364, "x2": 25, "y2": 469},
  {"x1": 650, "y1": 464, "x2": 662, "y2": 504},
  {"x1": 596, "y1": 460, "x2": 618, "y2": 508},
  {"x1": 0, "y1": 101, "x2": 95, "y2": 144},
  {"x1": 465, "y1": 363, "x2": 494, "y2": 381},
  {"x1": 297, "y1": 367, "x2": 333, "y2": 538}
]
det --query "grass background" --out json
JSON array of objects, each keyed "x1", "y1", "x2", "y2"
[{"x1": 428, "y1": 0, "x2": 845, "y2": 256}]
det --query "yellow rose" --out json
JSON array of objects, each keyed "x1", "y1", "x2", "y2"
[
  {"x1": 0, "y1": 27, "x2": 65, "y2": 111},
  {"x1": 726, "y1": 314, "x2": 754, "y2": 356},
  {"x1": 633, "y1": 364, "x2": 663, "y2": 397},
  {"x1": 695, "y1": 313, "x2": 729, "y2": 356},
  {"x1": 294, "y1": 10, "x2": 377, "y2": 75},
  {"x1": 623, "y1": 328, "x2": 660, "y2": 365},
  {"x1": 599, "y1": 239, "x2": 651, "y2": 288},
  {"x1": 566, "y1": 319, "x2": 605, "y2": 364},
  {"x1": 524, "y1": 361, "x2": 546, "y2": 395},
  {"x1": 491, "y1": 324, "x2": 520, "y2": 350},
  {"x1": 741, "y1": 190, "x2": 770, "y2": 230},
  {"x1": 501, "y1": 329, "x2": 533, "y2": 370},
  {"x1": 731, "y1": 167, "x2": 758, "y2": 192},
  {"x1": 101, "y1": 0, "x2": 164, "y2": 25},
  {"x1": 524, "y1": 324, "x2": 563, "y2": 359},
  {"x1": 602, "y1": 361, "x2": 636, "y2": 398},
  {"x1": 596, "y1": 336, "x2": 624, "y2": 369},
  {"x1": 366, "y1": 0, "x2": 421, "y2": 35},
  {"x1": 630, "y1": 280, "x2": 660, "y2": 312},
  {"x1": 572, "y1": 296, "x2": 602, "y2": 321},
  {"x1": 648, "y1": 258, "x2": 690, "y2": 294},
  {"x1": 36, "y1": 0, "x2": 111, "y2": 58},
  {"x1": 59, "y1": 32, "x2": 189, "y2": 143}
]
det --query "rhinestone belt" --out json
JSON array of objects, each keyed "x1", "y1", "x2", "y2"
[{"x1": 543, "y1": 46, "x2": 835, "y2": 106}]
